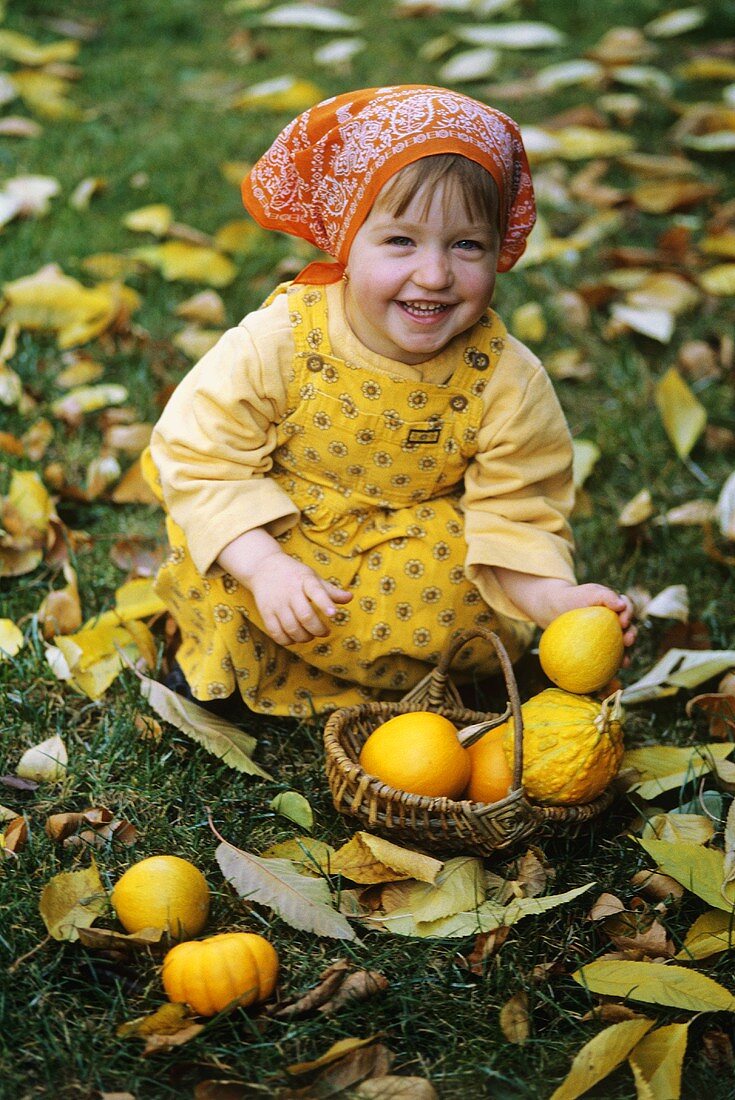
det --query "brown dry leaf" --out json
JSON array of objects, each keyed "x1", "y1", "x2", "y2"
[
  {"x1": 587, "y1": 26, "x2": 656, "y2": 65},
  {"x1": 701, "y1": 1028, "x2": 735, "y2": 1072},
  {"x1": 630, "y1": 870, "x2": 684, "y2": 904},
  {"x1": 459, "y1": 926, "x2": 511, "y2": 975},
  {"x1": 499, "y1": 991, "x2": 530, "y2": 1044},
  {"x1": 581, "y1": 1004, "x2": 645, "y2": 1024},
  {"x1": 39, "y1": 860, "x2": 107, "y2": 941},
  {"x1": 1, "y1": 815, "x2": 28, "y2": 855},
  {"x1": 274, "y1": 959, "x2": 389, "y2": 1018},
  {"x1": 103, "y1": 422, "x2": 153, "y2": 455},
  {"x1": 38, "y1": 563, "x2": 82, "y2": 639},
  {"x1": 118, "y1": 1002, "x2": 204, "y2": 1053},
  {"x1": 135, "y1": 713, "x2": 162, "y2": 741},
  {"x1": 546, "y1": 349, "x2": 595, "y2": 381},
  {"x1": 606, "y1": 918, "x2": 675, "y2": 961},
  {"x1": 329, "y1": 832, "x2": 443, "y2": 885},
  {"x1": 589, "y1": 893, "x2": 625, "y2": 921},
  {"x1": 77, "y1": 925, "x2": 164, "y2": 952},
  {"x1": 109, "y1": 537, "x2": 163, "y2": 577},
  {"x1": 510, "y1": 849, "x2": 551, "y2": 898},
  {"x1": 686, "y1": 692, "x2": 735, "y2": 740}
]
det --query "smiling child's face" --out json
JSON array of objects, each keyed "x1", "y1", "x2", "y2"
[{"x1": 343, "y1": 174, "x2": 500, "y2": 366}]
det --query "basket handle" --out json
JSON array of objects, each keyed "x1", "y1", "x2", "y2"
[{"x1": 403, "y1": 628, "x2": 525, "y2": 792}]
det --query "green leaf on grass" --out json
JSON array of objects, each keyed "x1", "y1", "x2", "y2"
[
  {"x1": 573, "y1": 960, "x2": 735, "y2": 1012},
  {"x1": 270, "y1": 791, "x2": 313, "y2": 831}
]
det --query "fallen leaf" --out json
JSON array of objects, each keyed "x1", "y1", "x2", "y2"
[
  {"x1": 261, "y1": 836, "x2": 335, "y2": 875},
  {"x1": 330, "y1": 832, "x2": 443, "y2": 885},
  {"x1": 351, "y1": 1078, "x2": 438, "y2": 1099},
  {"x1": 0, "y1": 619, "x2": 24, "y2": 660},
  {"x1": 216, "y1": 837, "x2": 356, "y2": 940},
  {"x1": 117, "y1": 1002, "x2": 204, "y2": 1053},
  {"x1": 701, "y1": 1028, "x2": 735, "y2": 1072},
  {"x1": 628, "y1": 1022, "x2": 689, "y2": 1100},
  {"x1": 123, "y1": 203, "x2": 173, "y2": 236},
  {"x1": 655, "y1": 367, "x2": 707, "y2": 459},
  {"x1": 686, "y1": 692, "x2": 735, "y2": 740},
  {"x1": 641, "y1": 812, "x2": 714, "y2": 844},
  {"x1": 39, "y1": 861, "x2": 107, "y2": 941},
  {"x1": 499, "y1": 991, "x2": 530, "y2": 1044},
  {"x1": 618, "y1": 489, "x2": 655, "y2": 528},
  {"x1": 572, "y1": 439, "x2": 601, "y2": 489},
  {"x1": 621, "y1": 651, "x2": 735, "y2": 705},
  {"x1": 270, "y1": 791, "x2": 313, "y2": 831},
  {"x1": 589, "y1": 893, "x2": 625, "y2": 921},
  {"x1": 699, "y1": 264, "x2": 735, "y2": 295},
  {"x1": 675, "y1": 909, "x2": 735, "y2": 961},
  {"x1": 175, "y1": 289, "x2": 226, "y2": 324},
  {"x1": 638, "y1": 837, "x2": 734, "y2": 911},
  {"x1": 438, "y1": 47, "x2": 500, "y2": 83},
  {"x1": 233, "y1": 76, "x2": 324, "y2": 113},
  {"x1": 457, "y1": 22, "x2": 566, "y2": 49},
  {"x1": 629, "y1": 870, "x2": 684, "y2": 904},
  {"x1": 258, "y1": 4, "x2": 362, "y2": 31},
  {"x1": 1, "y1": 815, "x2": 28, "y2": 855},
  {"x1": 135, "y1": 669, "x2": 270, "y2": 777},
  {"x1": 574, "y1": 959, "x2": 735, "y2": 1012},
  {"x1": 645, "y1": 7, "x2": 707, "y2": 38},
  {"x1": 17, "y1": 734, "x2": 67, "y2": 782},
  {"x1": 549, "y1": 1018, "x2": 655, "y2": 1100},
  {"x1": 134, "y1": 241, "x2": 237, "y2": 287},
  {"x1": 77, "y1": 925, "x2": 164, "y2": 952},
  {"x1": 286, "y1": 1036, "x2": 379, "y2": 1076}
]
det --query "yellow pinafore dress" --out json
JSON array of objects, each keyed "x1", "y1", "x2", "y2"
[{"x1": 149, "y1": 283, "x2": 533, "y2": 717}]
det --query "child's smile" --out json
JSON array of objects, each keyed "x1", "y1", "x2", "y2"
[{"x1": 343, "y1": 178, "x2": 500, "y2": 366}]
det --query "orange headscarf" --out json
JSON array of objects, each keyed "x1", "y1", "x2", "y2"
[{"x1": 242, "y1": 85, "x2": 535, "y2": 284}]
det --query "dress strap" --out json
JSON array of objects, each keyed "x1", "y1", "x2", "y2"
[
  {"x1": 448, "y1": 308, "x2": 508, "y2": 390},
  {"x1": 286, "y1": 282, "x2": 334, "y2": 358}
]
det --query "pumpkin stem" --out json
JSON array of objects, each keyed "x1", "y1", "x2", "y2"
[{"x1": 594, "y1": 689, "x2": 624, "y2": 736}]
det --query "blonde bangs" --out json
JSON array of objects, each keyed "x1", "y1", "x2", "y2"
[{"x1": 379, "y1": 155, "x2": 499, "y2": 229}]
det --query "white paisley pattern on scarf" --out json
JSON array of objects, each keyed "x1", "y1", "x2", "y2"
[{"x1": 243, "y1": 85, "x2": 536, "y2": 273}]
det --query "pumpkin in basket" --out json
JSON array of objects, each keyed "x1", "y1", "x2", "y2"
[
  {"x1": 359, "y1": 711, "x2": 471, "y2": 799},
  {"x1": 502, "y1": 688, "x2": 624, "y2": 805}
]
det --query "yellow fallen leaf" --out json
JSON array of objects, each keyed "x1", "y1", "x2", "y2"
[
  {"x1": 676, "y1": 909, "x2": 735, "y2": 961},
  {"x1": 552, "y1": 126, "x2": 636, "y2": 160},
  {"x1": 213, "y1": 220, "x2": 264, "y2": 254},
  {"x1": 80, "y1": 253, "x2": 146, "y2": 280},
  {"x1": 0, "y1": 619, "x2": 24, "y2": 660},
  {"x1": 234, "y1": 75, "x2": 324, "y2": 113},
  {"x1": 629, "y1": 1022, "x2": 689, "y2": 1100},
  {"x1": 17, "y1": 734, "x2": 68, "y2": 782},
  {"x1": 618, "y1": 489, "x2": 654, "y2": 527},
  {"x1": 51, "y1": 383, "x2": 128, "y2": 424},
  {"x1": 642, "y1": 812, "x2": 714, "y2": 845},
  {"x1": 626, "y1": 273, "x2": 701, "y2": 315},
  {"x1": 511, "y1": 302, "x2": 546, "y2": 343},
  {"x1": 48, "y1": 619, "x2": 156, "y2": 699},
  {"x1": 678, "y1": 57, "x2": 735, "y2": 82},
  {"x1": 220, "y1": 160, "x2": 252, "y2": 187},
  {"x1": 70, "y1": 177, "x2": 107, "y2": 210},
  {"x1": 499, "y1": 991, "x2": 530, "y2": 1044},
  {"x1": 134, "y1": 241, "x2": 237, "y2": 286},
  {"x1": 699, "y1": 264, "x2": 735, "y2": 296},
  {"x1": 638, "y1": 837, "x2": 734, "y2": 911},
  {"x1": 110, "y1": 457, "x2": 160, "y2": 504},
  {"x1": 550, "y1": 1018, "x2": 655, "y2": 1100},
  {"x1": 621, "y1": 742, "x2": 734, "y2": 795},
  {"x1": 700, "y1": 233, "x2": 735, "y2": 259},
  {"x1": 122, "y1": 203, "x2": 173, "y2": 236},
  {"x1": 1, "y1": 265, "x2": 129, "y2": 348},
  {"x1": 0, "y1": 29, "x2": 80, "y2": 65},
  {"x1": 55, "y1": 356, "x2": 105, "y2": 388},
  {"x1": 574, "y1": 959, "x2": 735, "y2": 1012},
  {"x1": 39, "y1": 862, "x2": 108, "y2": 942},
  {"x1": 86, "y1": 453, "x2": 122, "y2": 499},
  {"x1": 10, "y1": 69, "x2": 82, "y2": 120},
  {"x1": 4, "y1": 468, "x2": 53, "y2": 537},
  {"x1": 286, "y1": 1036, "x2": 378, "y2": 1076},
  {"x1": 572, "y1": 439, "x2": 601, "y2": 490},
  {"x1": 329, "y1": 832, "x2": 443, "y2": 885},
  {"x1": 654, "y1": 367, "x2": 707, "y2": 458},
  {"x1": 633, "y1": 179, "x2": 717, "y2": 214}
]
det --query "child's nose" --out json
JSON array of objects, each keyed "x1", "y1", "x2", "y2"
[{"x1": 413, "y1": 248, "x2": 453, "y2": 289}]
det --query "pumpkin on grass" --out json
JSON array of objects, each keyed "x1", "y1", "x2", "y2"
[{"x1": 162, "y1": 932, "x2": 279, "y2": 1016}]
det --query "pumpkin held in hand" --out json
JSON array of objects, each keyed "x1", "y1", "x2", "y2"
[
  {"x1": 538, "y1": 606, "x2": 624, "y2": 694},
  {"x1": 162, "y1": 932, "x2": 279, "y2": 1016},
  {"x1": 502, "y1": 688, "x2": 624, "y2": 805}
]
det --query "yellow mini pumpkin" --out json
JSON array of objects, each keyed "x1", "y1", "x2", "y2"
[
  {"x1": 162, "y1": 932, "x2": 279, "y2": 1016},
  {"x1": 502, "y1": 688, "x2": 624, "y2": 805}
]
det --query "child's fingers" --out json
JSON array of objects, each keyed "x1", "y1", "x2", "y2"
[{"x1": 324, "y1": 582, "x2": 353, "y2": 603}]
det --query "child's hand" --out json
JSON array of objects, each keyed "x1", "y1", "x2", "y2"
[
  {"x1": 494, "y1": 569, "x2": 636, "y2": 648},
  {"x1": 548, "y1": 582, "x2": 636, "y2": 649},
  {"x1": 217, "y1": 528, "x2": 352, "y2": 646},
  {"x1": 246, "y1": 553, "x2": 352, "y2": 646}
]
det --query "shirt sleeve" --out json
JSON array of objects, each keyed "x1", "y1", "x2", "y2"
[
  {"x1": 461, "y1": 335, "x2": 577, "y2": 621},
  {"x1": 148, "y1": 294, "x2": 300, "y2": 576}
]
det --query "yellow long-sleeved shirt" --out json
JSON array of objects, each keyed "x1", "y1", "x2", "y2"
[{"x1": 150, "y1": 282, "x2": 576, "y2": 622}]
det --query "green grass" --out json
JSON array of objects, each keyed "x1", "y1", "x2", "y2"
[{"x1": 2, "y1": 1, "x2": 735, "y2": 1097}]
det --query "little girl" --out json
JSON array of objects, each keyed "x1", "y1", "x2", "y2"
[{"x1": 145, "y1": 85, "x2": 634, "y2": 718}]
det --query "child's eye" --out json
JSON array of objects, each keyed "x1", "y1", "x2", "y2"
[
  {"x1": 386, "y1": 236, "x2": 413, "y2": 247},
  {"x1": 454, "y1": 239, "x2": 483, "y2": 251}
]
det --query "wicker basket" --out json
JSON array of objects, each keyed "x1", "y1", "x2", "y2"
[{"x1": 323, "y1": 629, "x2": 614, "y2": 857}]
